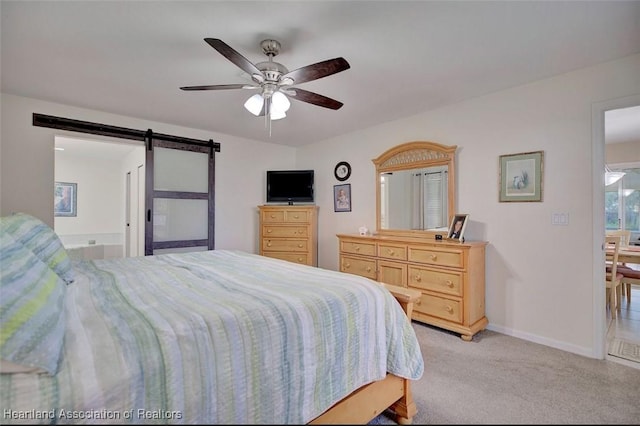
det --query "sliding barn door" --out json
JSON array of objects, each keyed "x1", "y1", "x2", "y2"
[{"x1": 144, "y1": 132, "x2": 216, "y2": 255}]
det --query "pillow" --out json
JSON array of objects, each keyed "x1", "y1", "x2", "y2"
[
  {"x1": 0, "y1": 232, "x2": 67, "y2": 375},
  {"x1": 1, "y1": 213, "x2": 74, "y2": 284}
]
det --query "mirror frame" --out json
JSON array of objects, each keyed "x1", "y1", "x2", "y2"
[{"x1": 373, "y1": 141, "x2": 457, "y2": 237}]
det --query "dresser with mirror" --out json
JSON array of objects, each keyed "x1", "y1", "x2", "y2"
[{"x1": 337, "y1": 141, "x2": 488, "y2": 340}]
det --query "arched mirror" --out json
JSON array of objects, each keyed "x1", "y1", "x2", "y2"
[{"x1": 373, "y1": 141, "x2": 457, "y2": 237}]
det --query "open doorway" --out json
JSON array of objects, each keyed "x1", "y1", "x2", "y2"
[
  {"x1": 54, "y1": 135, "x2": 145, "y2": 259},
  {"x1": 605, "y1": 106, "x2": 640, "y2": 244},
  {"x1": 603, "y1": 105, "x2": 640, "y2": 368}
]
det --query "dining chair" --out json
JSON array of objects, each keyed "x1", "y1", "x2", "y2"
[
  {"x1": 605, "y1": 235, "x2": 624, "y2": 319},
  {"x1": 620, "y1": 265, "x2": 640, "y2": 302},
  {"x1": 606, "y1": 230, "x2": 636, "y2": 301},
  {"x1": 606, "y1": 229, "x2": 631, "y2": 245}
]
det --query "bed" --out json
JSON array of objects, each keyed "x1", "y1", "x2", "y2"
[{"x1": 0, "y1": 213, "x2": 424, "y2": 424}]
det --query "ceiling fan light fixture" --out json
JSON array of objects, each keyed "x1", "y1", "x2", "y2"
[
  {"x1": 272, "y1": 91, "x2": 291, "y2": 113},
  {"x1": 270, "y1": 109, "x2": 286, "y2": 120},
  {"x1": 605, "y1": 165, "x2": 626, "y2": 186},
  {"x1": 244, "y1": 93, "x2": 264, "y2": 116}
]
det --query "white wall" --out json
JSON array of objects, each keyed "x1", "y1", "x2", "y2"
[
  {"x1": 0, "y1": 93, "x2": 297, "y2": 253},
  {"x1": 297, "y1": 53, "x2": 640, "y2": 358},
  {"x1": 54, "y1": 150, "x2": 125, "y2": 238}
]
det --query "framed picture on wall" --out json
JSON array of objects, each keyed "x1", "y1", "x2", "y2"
[
  {"x1": 334, "y1": 183, "x2": 351, "y2": 212},
  {"x1": 54, "y1": 181, "x2": 77, "y2": 217},
  {"x1": 499, "y1": 150, "x2": 544, "y2": 202}
]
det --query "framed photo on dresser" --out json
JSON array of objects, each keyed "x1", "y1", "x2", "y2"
[{"x1": 447, "y1": 214, "x2": 469, "y2": 242}]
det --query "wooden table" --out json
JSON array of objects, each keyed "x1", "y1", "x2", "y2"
[{"x1": 607, "y1": 245, "x2": 640, "y2": 266}]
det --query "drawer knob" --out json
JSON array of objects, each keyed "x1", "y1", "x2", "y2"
[
  {"x1": 415, "y1": 275, "x2": 422, "y2": 282},
  {"x1": 446, "y1": 280, "x2": 454, "y2": 287},
  {"x1": 355, "y1": 246, "x2": 361, "y2": 251},
  {"x1": 366, "y1": 266, "x2": 372, "y2": 272},
  {"x1": 294, "y1": 215, "x2": 299, "y2": 219},
  {"x1": 388, "y1": 249, "x2": 395, "y2": 256},
  {"x1": 430, "y1": 254, "x2": 437, "y2": 261},
  {"x1": 267, "y1": 242, "x2": 272, "y2": 247},
  {"x1": 445, "y1": 305, "x2": 453, "y2": 313},
  {"x1": 298, "y1": 244, "x2": 303, "y2": 248},
  {"x1": 270, "y1": 214, "x2": 276, "y2": 218},
  {"x1": 344, "y1": 262, "x2": 351, "y2": 269},
  {"x1": 267, "y1": 229, "x2": 272, "y2": 233},
  {"x1": 297, "y1": 258, "x2": 303, "y2": 263}
]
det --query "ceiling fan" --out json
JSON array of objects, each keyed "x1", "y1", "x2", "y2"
[{"x1": 180, "y1": 38, "x2": 350, "y2": 123}]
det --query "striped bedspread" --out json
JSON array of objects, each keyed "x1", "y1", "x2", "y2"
[{"x1": 1, "y1": 250, "x2": 423, "y2": 424}]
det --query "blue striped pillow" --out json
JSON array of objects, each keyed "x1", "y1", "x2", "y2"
[
  {"x1": 1, "y1": 213, "x2": 74, "y2": 284},
  {"x1": 0, "y1": 232, "x2": 67, "y2": 375}
]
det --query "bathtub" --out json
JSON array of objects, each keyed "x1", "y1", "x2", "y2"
[{"x1": 60, "y1": 233, "x2": 124, "y2": 260}]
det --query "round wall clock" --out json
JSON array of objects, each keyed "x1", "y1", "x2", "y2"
[{"x1": 334, "y1": 161, "x2": 351, "y2": 181}]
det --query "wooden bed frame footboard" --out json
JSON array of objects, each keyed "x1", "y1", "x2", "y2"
[{"x1": 309, "y1": 284, "x2": 421, "y2": 425}]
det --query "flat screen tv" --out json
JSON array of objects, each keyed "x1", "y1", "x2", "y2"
[{"x1": 266, "y1": 170, "x2": 314, "y2": 204}]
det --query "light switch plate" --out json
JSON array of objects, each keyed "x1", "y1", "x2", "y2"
[{"x1": 552, "y1": 213, "x2": 569, "y2": 226}]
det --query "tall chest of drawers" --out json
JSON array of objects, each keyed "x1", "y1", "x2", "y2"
[
  {"x1": 337, "y1": 234, "x2": 488, "y2": 340},
  {"x1": 259, "y1": 205, "x2": 318, "y2": 266}
]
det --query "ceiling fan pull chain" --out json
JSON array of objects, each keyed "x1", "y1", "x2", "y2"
[
  {"x1": 267, "y1": 97, "x2": 273, "y2": 137},
  {"x1": 264, "y1": 96, "x2": 268, "y2": 129}
]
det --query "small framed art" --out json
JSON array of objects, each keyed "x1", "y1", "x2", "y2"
[
  {"x1": 334, "y1": 183, "x2": 351, "y2": 212},
  {"x1": 54, "y1": 181, "x2": 77, "y2": 217},
  {"x1": 447, "y1": 214, "x2": 469, "y2": 242},
  {"x1": 499, "y1": 151, "x2": 544, "y2": 202}
]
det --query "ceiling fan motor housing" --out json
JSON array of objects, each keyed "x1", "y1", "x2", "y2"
[
  {"x1": 257, "y1": 39, "x2": 290, "y2": 84},
  {"x1": 255, "y1": 61, "x2": 288, "y2": 83}
]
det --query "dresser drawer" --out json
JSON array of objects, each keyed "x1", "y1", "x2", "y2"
[
  {"x1": 263, "y1": 239, "x2": 308, "y2": 252},
  {"x1": 340, "y1": 239, "x2": 376, "y2": 256},
  {"x1": 414, "y1": 293, "x2": 462, "y2": 324},
  {"x1": 262, "y1": 209, "x2": 311, "y2": 223},
  {"x1": 378, "y1": 260, "x2": 407, "y2": 287},
  {"x1": 408, "y1": 246, "x2": 464, "y2": 268},
  {"x1": 408, "y1": 266, "x2": 462, "y2": 297},
  {"x1": 340, "y1": 255, "x2": 377, "y2": 280},
  {"x1": 263, "y1": 252, "x2": 309, "y2": 265},
  {"x1": 284, "y1": 210, "x2": 311, "y2": 223},
  {"x1": 263, "y1": 225, "x2": 308, "y2": 238},
  {"x1": 377, "y1": 243, "x2": 407, "y2": 261},
  {"x1": 261, "y1": 210, "x2": 286, "y2": 223}
]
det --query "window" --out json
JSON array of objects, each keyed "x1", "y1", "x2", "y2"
[{"x1": 605, "y1": 167, "x2": 640, "y2": 234}]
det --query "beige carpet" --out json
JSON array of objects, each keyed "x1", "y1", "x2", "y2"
[
  {"x1": 608, "y1": 337, "x2": 640, "y2": 363},
  {"x1": 370, "y1": 323, "x2": 640, "y2": 424}
]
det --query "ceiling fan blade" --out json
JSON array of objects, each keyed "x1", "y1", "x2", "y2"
[
  {"x1": 281, "y1": 57, "x2": 350, "y2": 85},
  {"x1": 204, "y1": 38, "x2": 263, "y2": 78},
  {"x1": 287, "y1": 88, "x2": 344, "y2": 110},
  {"x1": 180, "y1": 84, "x2": 257, "y2": 91}
]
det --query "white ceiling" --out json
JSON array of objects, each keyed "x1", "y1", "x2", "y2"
[{"x1": 2, "y1": 1, "x2": 640, "y2": 148}]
